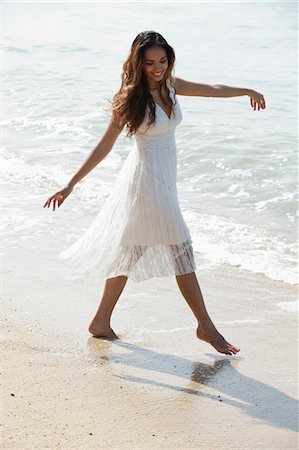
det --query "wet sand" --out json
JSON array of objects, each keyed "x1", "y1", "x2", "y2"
[{"x1": 2, "y1": 236, "x2": 298, "y2": 449}]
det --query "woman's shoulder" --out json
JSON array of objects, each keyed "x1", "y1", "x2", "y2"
[
  {"x1": 166, "y1": 78, "x2": 174, "y2": 88},
  {"x1": 170, "y1": 77, "x2": 182, "y2": 91},
  {"x1": 167, "y1": 78, "x2": 177, "y2": 96}
]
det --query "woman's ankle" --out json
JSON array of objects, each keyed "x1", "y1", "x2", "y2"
[
  {"x1": 197, "y1": 320, "x2": 216, "y2": 332},
  {"x1": 90, "y1": 314, "x2": 111, "y2": 327}
]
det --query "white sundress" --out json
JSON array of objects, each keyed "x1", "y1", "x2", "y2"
[{"x1": 59, "y1": 79, "x2": 197, "y2": 283}]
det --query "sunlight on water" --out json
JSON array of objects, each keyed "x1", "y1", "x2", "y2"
[{"x1": 2, "y1": 1, "x2": 298, "y2": 285}]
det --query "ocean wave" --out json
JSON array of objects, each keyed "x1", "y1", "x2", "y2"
[
  {"x1": 3, "y1": 151, "x2": 298, "y2": 286},
  {"x1": 184, "y1": 209, "x2": 298, "y2": 285}
]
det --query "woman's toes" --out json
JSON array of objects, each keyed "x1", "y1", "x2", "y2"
[{"x1": 229, "y1": 345, "x2": 240, "y2": 353}]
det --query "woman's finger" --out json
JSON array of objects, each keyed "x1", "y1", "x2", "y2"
[
  {"x1": 262, "y1": 97, "x2": 266, "y2": 109},
  {"x1": 48, "y1": 195, "x2": 55, "y2": 206}
]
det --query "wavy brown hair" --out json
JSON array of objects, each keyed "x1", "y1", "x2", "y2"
[{"x1": 106, "y1": 31, "x2": 176, "y2": 138}]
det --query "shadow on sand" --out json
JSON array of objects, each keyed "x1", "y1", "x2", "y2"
[{"x1": 87, "y1": 337, "x2": 298, "y2": 432}]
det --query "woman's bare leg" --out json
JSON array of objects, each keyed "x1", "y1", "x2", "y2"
[
  {"x1": 88, "y1": 275, "x2": 128, "y2": 339},
  {"x1": 88, "y1": 245, "x2": 146, "y2": 339},
  {"x1": 175, "y1": 272, "x2": 240, "y2": 355}
]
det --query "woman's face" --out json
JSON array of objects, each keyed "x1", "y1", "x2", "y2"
[{"x1": 143, "y1": 46, "x2": 168, "y2": 85}]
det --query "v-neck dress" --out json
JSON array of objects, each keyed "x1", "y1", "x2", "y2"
[{"x1": 59, "y1": 79, "x2": 197, "y2": 283}]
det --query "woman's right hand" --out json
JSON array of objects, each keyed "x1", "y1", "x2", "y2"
[{"x1": 43, "y1": 185, "x2": 73, "y2": 211}]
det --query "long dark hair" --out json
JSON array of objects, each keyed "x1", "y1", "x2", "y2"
[{"x1": 106, "y1": 31, "x2": 176, "y2": 138}]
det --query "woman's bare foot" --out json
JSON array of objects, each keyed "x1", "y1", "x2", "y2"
[
  {"x1": 196, "y1": 325, "x2": 240, "y2": 355},
  {"x1": 88, "y1": 321, "x2": 119, "y2": 339}
]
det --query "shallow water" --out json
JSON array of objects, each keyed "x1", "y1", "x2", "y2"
[{"x1": 2, "y1": 2, "x2": 298, "y2": 285}]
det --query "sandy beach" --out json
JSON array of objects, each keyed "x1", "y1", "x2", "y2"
[
  {"x1": 2, "y1": 233, "x2": 298, "y2": 449},
  {"x1": 2, "y1": 1, "x2": 298, "y2": 448}
]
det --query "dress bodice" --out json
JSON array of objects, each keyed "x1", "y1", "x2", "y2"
[{"x1": 135, "y1": 79, "x2": 183, "y2": 151}]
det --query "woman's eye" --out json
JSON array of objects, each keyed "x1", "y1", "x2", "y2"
[{"x1": 146, "y1": 60, "x2": 167, "y2": 66}]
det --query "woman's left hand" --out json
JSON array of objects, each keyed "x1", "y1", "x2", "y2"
[{"x1": 248, "y1": 90, "x2": 266, "y2": 110}]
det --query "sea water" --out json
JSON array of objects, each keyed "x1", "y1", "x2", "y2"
[{"x1": 2, "y1": 1, "x2": 298, "y2": 285}]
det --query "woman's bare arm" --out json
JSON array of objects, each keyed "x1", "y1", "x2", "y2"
[
  {"x1": 67, "y1": 117, "x2": 124, "y2": 189},
  {"x1": 174, "y1": 76, "x2": 266, "y2": 110},
  {"x1": 43, "y1": 117, "x2": 124, "y2": 210}
]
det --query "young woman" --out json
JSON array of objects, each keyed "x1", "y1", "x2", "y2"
[{"x1": 44, "y1": 31, "x2": 265, "y2": 355}]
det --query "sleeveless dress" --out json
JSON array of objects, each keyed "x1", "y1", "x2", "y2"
[{"x1": 59, "y1": 79, "x2": 197, "y2": 283}]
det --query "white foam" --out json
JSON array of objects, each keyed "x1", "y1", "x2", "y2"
[
  {"x1": 184, "y1": 209, "x2": 298, "y2": 285},
  {"x1": 3, "y1": 147, "x2": 298, "y2": 286},
  {"x1": 276, "y1": 301, "x2": 298, "y2": 313}
]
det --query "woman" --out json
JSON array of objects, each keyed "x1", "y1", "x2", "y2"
[{"x1": 44, "y1": 31, "x2": 265, "y2": 355}]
